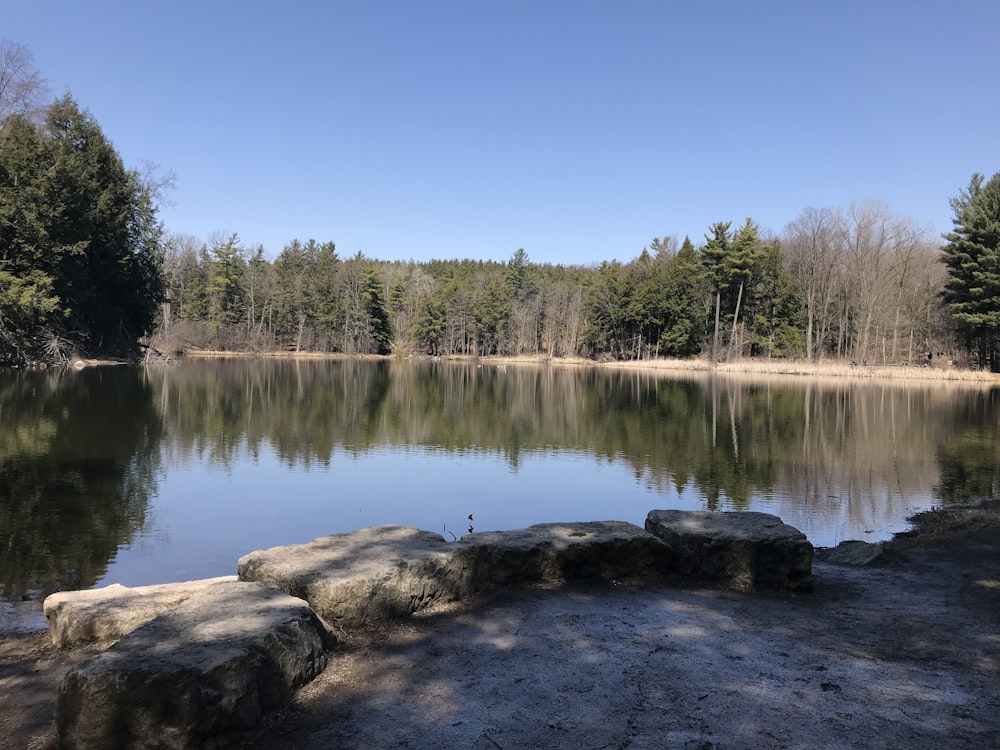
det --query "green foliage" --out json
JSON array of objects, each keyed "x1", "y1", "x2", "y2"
[
  {"x1": 659, "y1": 237, "x2": 707, "y2": 357},
  {"x1": 413, "y1": 293, "x2": 445, "y2": 354},
  {"x1": 272, "y1": 238, "x2": 317, "y2": 346},
  {"x1": 205, "y1": 233, "x2": 245, "y2": 331},
  {"x1": 746, "y1": 240, "x2": 805, "y2": 357},
  {"x1": 941, "y1": 172, "x2": 1000, "y2": 370},
  {"x1": 0, "y1": 97, "x2": 164, "y2": 363},
  {"x1": 471, "y1": 268, "x2": 512, "y2": 355},
  {"x1": 361, "y1": 261, "x2": 391, "y2": 354},
  {"x1": 585, "y1": 261, "x2": 633, "y2": 358}
]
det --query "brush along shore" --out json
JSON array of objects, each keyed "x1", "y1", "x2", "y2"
[{"x1": 172, "y1": 348, "x2": 999, "y2": 383}]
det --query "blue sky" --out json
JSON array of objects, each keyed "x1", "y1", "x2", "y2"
[{"x1": 7, "y1": 1, "x2": 998, "y2": 265}]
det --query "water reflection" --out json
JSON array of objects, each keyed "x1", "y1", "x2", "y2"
[
  {"x1": 0, "y1": 367, "x2": 161, "y2": 599},
  {"x1": 936, "y1": 388, "x2": 1000, "y2": 503},
  {"x1": 1, "y1": 359, "x2": 997, "y2": 597}
]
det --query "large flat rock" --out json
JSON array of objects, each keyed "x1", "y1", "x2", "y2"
[
  {"x1": 645, "y1": 510, "x2": 813, "y2": 591},
  {"x1": 56, "y1": 580, "x2": 336, "y2": 750},
  {"x1": 458, "y1": 520, "x2": 673, "y2": 585},
  {"x1": 238, "y1": 522, "x2": 673, "y2": 628},
  {"x1": 43, "y1": 576, "x2": 237, "y2": 648},
  {"x1": 238, "y1": 525, "x2": 476, "y2": 628}
]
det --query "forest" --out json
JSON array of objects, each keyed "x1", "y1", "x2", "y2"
[{"x1": 2, "y1": 40, "x2": 999, "y2": 370}]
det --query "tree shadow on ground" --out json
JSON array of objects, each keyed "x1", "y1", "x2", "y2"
[{"x1": 243, "y1": 530, "x2": 1000, "y2": 750}]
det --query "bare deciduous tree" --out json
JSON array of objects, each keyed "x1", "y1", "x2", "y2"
[
  {"x1": 0, "y1": 40, "x2": 49, "y2": 127},
  {"x1": 782, "y1": 207, "x2": 841, "y2": 361}
]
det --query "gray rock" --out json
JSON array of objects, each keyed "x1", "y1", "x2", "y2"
[
  {"x1": 458, "y1": 520, "x2": 672, "y2": 585},
  {"x1": 239, "y1": 522, "x2": 674, "y2": 628},
  {"x1": 56, "y1": 580, "x2": 335, "y2": 750},
  {"x1": 645, "y1": 510, "x2": 813, "y2": 591},
  {"x1": 816, "y1": 540, "x2": 887, "y2": 566},
  {"x1": 238, "y1": 525, "x2": 476, "y2": 628},
  {"x1": 43, "y1": 576, "x2": 237, "y2": 648}
]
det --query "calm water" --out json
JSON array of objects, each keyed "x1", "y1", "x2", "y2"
[{"x1": 1, "y1": 358, "x2": 998, "y2": 600}]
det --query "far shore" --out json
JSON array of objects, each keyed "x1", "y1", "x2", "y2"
[{"x1": 175, "y1": 349, "x2": 1000, "y2": 384}]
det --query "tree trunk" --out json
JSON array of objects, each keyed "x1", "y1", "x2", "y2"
[
  {"x1": 729, "y1": 281, "x2": 744, "y2": 359},
  {"x1": 713, "y1": 291, "x2": 721, "y2": 363}
]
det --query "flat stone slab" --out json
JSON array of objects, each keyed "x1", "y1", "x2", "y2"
[
  {"x1": 459, "y1": 520, "x2": 673, "y2": 585},
  {"x1": 645, "y1": 510, "x2": 813, "y2": 591},
  {"x1": 43, "y1": 576, "x2": 237, "y2": 648},
  {"x1": 238, "y1": 521, "x2": 673, "y2": 627},
  {"x1": 238, "y1": 525, "x2": 473, "y2": 628},
  {"x1": 56, "y1": 580, "x2": 335, "y2": 750}
]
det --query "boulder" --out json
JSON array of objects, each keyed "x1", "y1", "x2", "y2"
[
  {"x1": 56, "y1": 580, "x2": 335, "y2": 750},
  {"x1": 238, "y1": 522, "x2": 673, "y2": 628},
  {"x1": 458, "y1": 521, "x2": 672, "y2": 585},
  {"x1": 645, "y1": 510, "x2": 813, "y2": 591},
  {"x1": 816, "y1": 540, "x2": 888, "y2": 566},
  {"x1": 238, "y1": 525, "x2": 477, "y2": 628},
  {"x1": 43, "y1": 576, "x2": 237, "y2": 648}
]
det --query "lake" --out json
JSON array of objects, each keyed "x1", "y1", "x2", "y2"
[{"x1": 1, "y1": 358, "x2": 997, "y2": 601}]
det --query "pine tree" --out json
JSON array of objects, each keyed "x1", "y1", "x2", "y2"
[
  {"x1": 0, "y1": 96, "x2": 164, "y2": 363},
  {"x1": 941, "y1": 172, "x2": 1000, "y2": 371},
  {"x1": 659, "y1": 237, "x2": 706, "y2": 357}
]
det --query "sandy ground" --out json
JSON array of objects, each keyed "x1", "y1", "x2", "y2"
[{"x1": 3, "y1": 512, "x2": 999, "y2": 750}]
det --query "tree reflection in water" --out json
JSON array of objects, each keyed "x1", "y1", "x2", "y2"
[
  {"x1": 2, "y1": 359, "x2": 997, "y2": 597},
  {"x1": 0, "y1": 367, "x2": 161, "y2": 599}
]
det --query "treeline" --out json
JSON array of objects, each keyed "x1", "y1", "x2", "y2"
[
  {"x1": 2, "y1": 40, "x2": 998, "y2": 369},
  {"x1": 158, "y1": 205, "x2": 952, "y2": 367}
]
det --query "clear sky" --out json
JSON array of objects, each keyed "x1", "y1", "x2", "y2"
[{"x1": 6, "y1": 1, "x2": 998, "y2": 265}]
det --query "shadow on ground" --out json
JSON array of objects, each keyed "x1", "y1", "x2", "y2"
[{"x1": 242, "y1": 528, "x2": 1000, "y2": 750}]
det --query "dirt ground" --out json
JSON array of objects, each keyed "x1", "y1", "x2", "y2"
[{"x1": 3, "y1": 506, "x2": 999, "y2": 750}]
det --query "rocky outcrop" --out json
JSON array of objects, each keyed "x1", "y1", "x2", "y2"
[
  {"x1": 238, "y1": 525, "x2": 476, "y2": 628},
  {"x1": 43, "y1": 576, "x2": 237, "y2": 648},
  {"x1": 237, "y1": 521, "x2": 674, "y2": 627},
  {"x1": 53, "y1": 512, "x2": 815, "y2": 748},
  {"x1": 459, "y1": 520, "x2": 673, "y2": 586},
  {"x1": 645, "y1": 510, "x2": 813, "y2": 591},
  {"x1": 56, "y1": 580, "x2": 335, "y2": 750}
]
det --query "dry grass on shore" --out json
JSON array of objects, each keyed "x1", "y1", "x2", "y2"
[
  {"x1": 176, "y1": 349, "x2": 998, "y2": 384},
  {"x1": 600, "y1": 356, "x2": 998, "y2": 383},
  {"x1": 894, "y1": 499, "x2": 1000, "y2": 545}
]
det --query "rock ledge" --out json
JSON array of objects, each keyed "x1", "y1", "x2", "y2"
[{"x1": 56, "y1": 580, "x2": 335, "y2": 750}]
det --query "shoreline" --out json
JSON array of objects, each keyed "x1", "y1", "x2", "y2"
[
  {"x1": 4, "y1": 502, "x2": 997, "y2": 749},
  {"x1": 176, "y1": 349, "x2": 1000, "y2": 384}
]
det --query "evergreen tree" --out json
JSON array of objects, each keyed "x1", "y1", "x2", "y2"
[
  {"x1": 273, "y1": 239, "x2": 317, "y2": 349},
  {"x1": 701, "y1": 221, "x2": 733, "y2": 361},
  {"x1": 747, "y1": 240, "x2": 804, "y2": 357},
  {"x1": 0, "y1": 115, "x2": 62, "y2": 361},
  {"x1": 585, "y1": 261, "x2": 633, "y2": 359},
  {"x1": 311, "y1": 241, "x2": 341, "y2": 349},
  {"x1": 0, "y1": 97, "x2": 164, "y2": 363},
  {"x1": 941, "y1": 172, "x2": 1000, "y2": 371},
  {"x1": 471, "y1": 268, "x2": 512, "y2": 355},
  {"x1": 413, "y1": 293, "x2": 445, "y2": 355},
  {"x1": 361, "y1": 262, "x2": 391, "y2": 354},
  {"x1": 659, "y1": 237, "x2": 707, "y2": 357},
  {"x1": 204, "y1": 234, "x2": 245, "y2": 334}
]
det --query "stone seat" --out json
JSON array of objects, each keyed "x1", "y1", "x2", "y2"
[
  {"x1": 237, "y1": 521, "x2": 674, "y2": 627},
  {"x1": 43, "y1": 576, "x2": 237, "y2": 648},
  {"x1": 645, "y1": 509, "x2": 814, "y2": 591},
  {"x1": 51, "y1": 512, "x2": 813, "y2": 748},
  {"x1": 56, "y1": 580, "x2": 335, "y2": 750}
]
